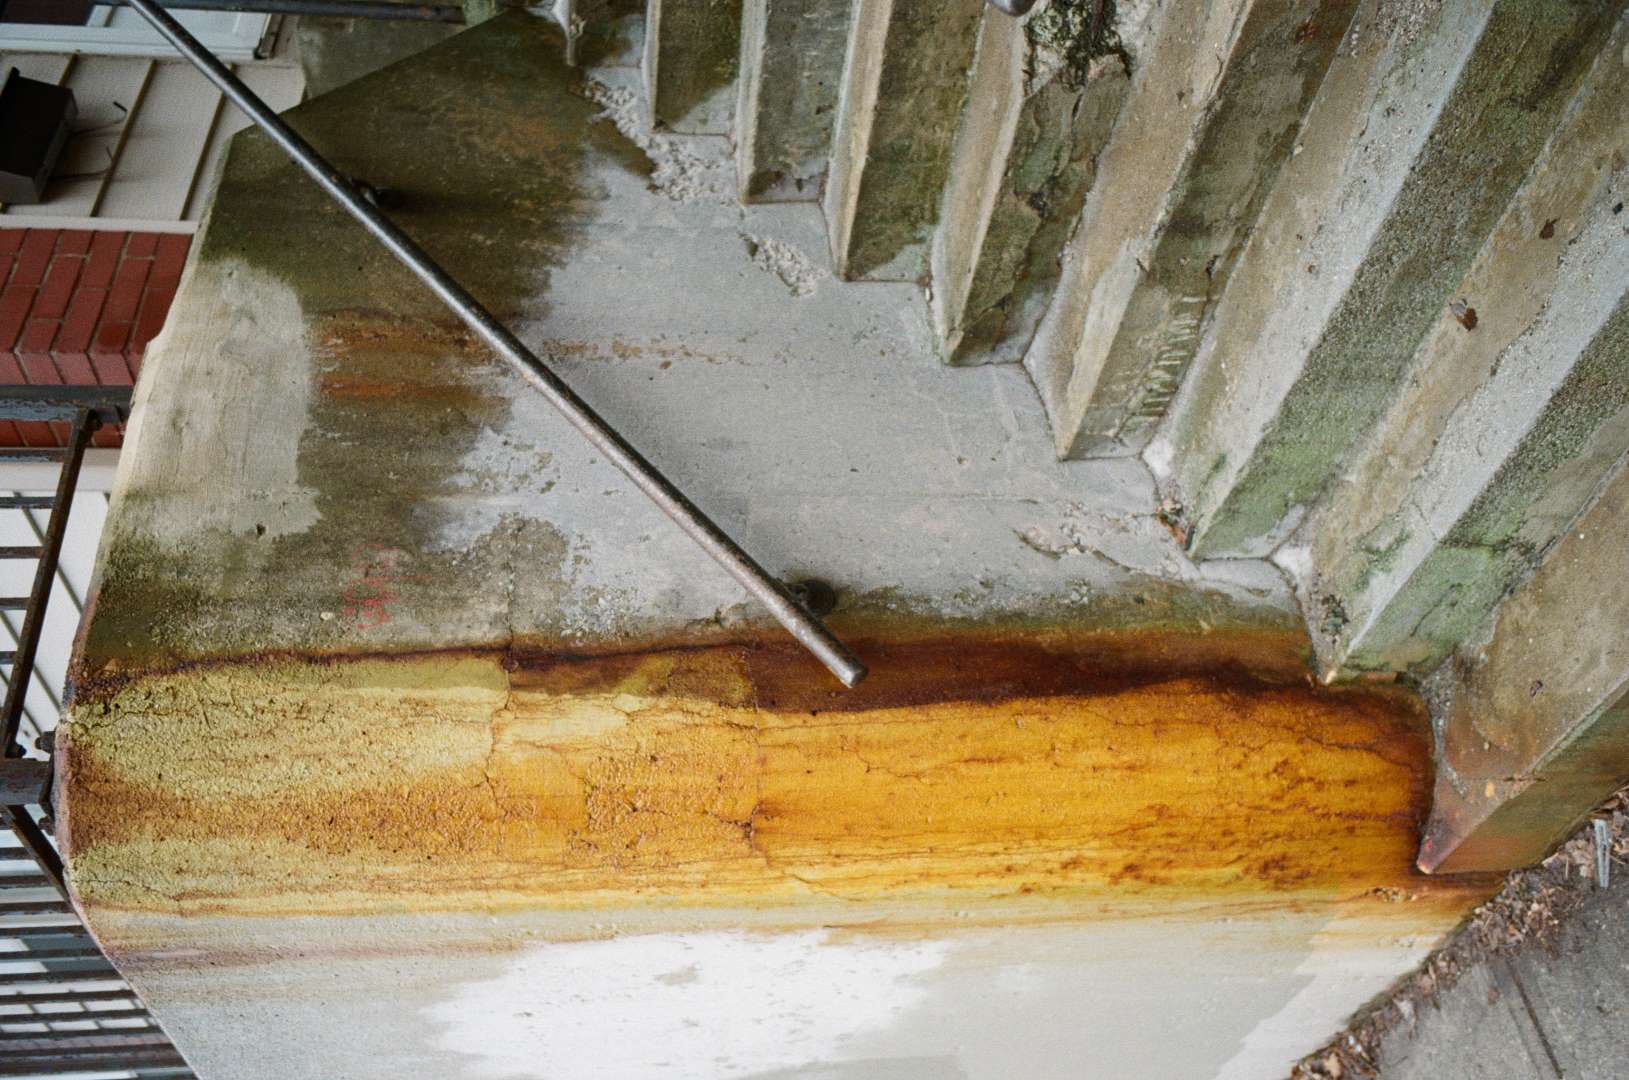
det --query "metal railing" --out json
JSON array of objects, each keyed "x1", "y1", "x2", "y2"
[
  {"x1": 97, "y1": 0, "x2": 468, "y2": 20},
  {"x1": 0, "y1": 386, "x2": 195, "y2": 1080}
]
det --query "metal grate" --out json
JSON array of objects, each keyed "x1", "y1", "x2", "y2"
[{"x1": 0, "y1": 385, "x2": 195, "y2": 1080}]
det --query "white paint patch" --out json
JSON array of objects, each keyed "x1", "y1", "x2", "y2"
[
  {"x1": 430, "y1": 424, "x2": 561, "y2": 553},
  {"x1": 426, "y1": 930, "x2": 951, "y2": 1079},
  {"x1": 117, "y1": 259, "x2": 320, "y2": 542}
]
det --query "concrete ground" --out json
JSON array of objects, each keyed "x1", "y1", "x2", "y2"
[
  {"x1": 1383, "y1": 881, "x2": 1629, "y2": 1080},
  {"x1": 1296, "y1": 795, "x2": 1629, "y2": 1079},
  {"x1": 1377, "y1": 892, "x2": 1629, "y2": 1080}
]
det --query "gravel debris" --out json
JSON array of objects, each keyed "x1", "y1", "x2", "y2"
[
  {"x1": 582, "y1": 80, "x2": 733, "y2": 204},
  {"x1": 741, "y1": 234, "x2": 828, "y2": 297}
]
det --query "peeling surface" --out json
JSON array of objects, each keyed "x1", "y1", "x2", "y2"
[
  {"x1": 741, "y1": 232, "x2": 828, "y2": 296},
  {"x1": 932, "y1": 10, "x2": 1131, "y2": 366},
  {"x1": 584, "y1": 75, "x2": 734, "y2": 202},
  {"x1": 64, "y1": 630, "x2": 1471, "y2": 919}
]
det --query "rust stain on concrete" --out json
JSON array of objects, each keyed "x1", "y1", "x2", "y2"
[{"x1": 60, "y1": 628, "x2": 1493, "y2": 922}]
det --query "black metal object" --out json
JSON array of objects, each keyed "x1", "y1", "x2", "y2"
[
  {"x1": 101, "y1": 0, "x2": 467, "y2": 20},
  {"x1": 0, "y1": 387, "x2": 134, "y2": 428},
  {"x1": 0, "y1": 759, "x2": 48, "y2": 803},
  {"x1": 0, "y1": 386, "x2": 188, "y2": 1079},
  {"x1": 127, "y1": 0, "x2": 869, "y2": 688},
  {"x1": 0, "y1": 0, "x2": 98, "y2": 26},
  {"x1": 0, "y1": 67, "x2": 78, "y2": 205}
]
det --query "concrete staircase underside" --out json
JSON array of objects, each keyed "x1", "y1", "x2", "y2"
[
  {"x1": 592, "y1": 0, "x2": 1629, "y2": 873},
  {"x1": 52, "y1": 5, "x2": 1629, "y2": 1078}
]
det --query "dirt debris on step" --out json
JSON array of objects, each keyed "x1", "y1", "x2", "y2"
[
  {"x1": 741, "y1": 233, "x2": 828, "y2": 297},
  {"x1": 1290, "y1": 786, "x2": 1629, "y2": 1079},
  {"x1": 582, "y1": 79, "x2": 734, "y2": 204}
]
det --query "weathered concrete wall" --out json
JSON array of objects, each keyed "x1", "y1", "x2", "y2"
[
  {"x1": 1293, "y1": 12, "x2": 1629, "y2": 679},
  {"x1": 643, "y1": 0, "x2": 740, "y2": 131},
  {"x1": 1024, "y1": 0, "x2": 1358, "y2": 458},
  {"x1": 59, "y1": 13, "x2": 1499, "y2": 1078},
  {"x1": 292, "y1": 15, "x2": 459, "y2": 97},
  {"x1": 823, "y1": 0, "x2": 984, "y2": 280},
  {"x1": 734, "y1": 0, "x2": 851, "y2": 200},
  {"x1": 1417, "y1": 456, "x2": 1629, "y2": 874},
  {"x1": 930, "y1": 10, "x2": 1128, "y2": 366},
  {"x1": 1151, "y1": 0, "x2": 1624, "y2": 558}
]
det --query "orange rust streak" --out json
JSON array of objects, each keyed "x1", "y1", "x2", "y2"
[
  {"x1": 61, "y1": 638, "x2": 1471, "y2": 919},
  {"x1": 318, "y1": 377, "x2": 458, "y2": 400}
]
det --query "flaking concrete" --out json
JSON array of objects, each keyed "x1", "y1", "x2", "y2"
[{"x1": 930, "y1": 10, "x2": 1129, "y2": 367}]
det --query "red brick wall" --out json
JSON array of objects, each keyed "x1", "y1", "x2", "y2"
[{"x1": 0, "y1": 227, "x2": 191, "y2": 448}]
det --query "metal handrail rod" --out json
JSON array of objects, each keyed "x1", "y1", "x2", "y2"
[
  {"x1": 126, "y1": 0, "x2": 868, "y2": 687},
  {"x1": 100, "y1": 0, "x2": 466, "y2": 20},
  {"x1": 0, "y1": 809, "x2": 63, "y2": 893}
]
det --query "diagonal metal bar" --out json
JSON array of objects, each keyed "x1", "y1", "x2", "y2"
[
  {"x1": 124, "y1": 0, "x2": 868, "y2": 688},
  {"x1": 1, "y1": 810, "x2": 64, "y2": 895}
]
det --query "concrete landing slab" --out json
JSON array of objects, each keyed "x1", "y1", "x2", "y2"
[{"x1": 59, "y1": 14, "x2": 1494, "y2": 1079}]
